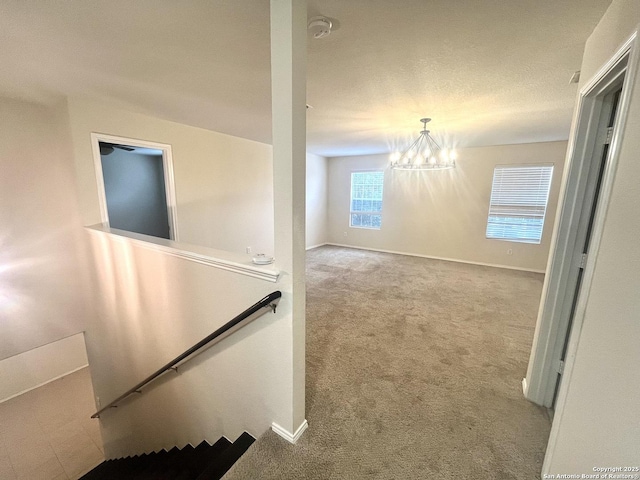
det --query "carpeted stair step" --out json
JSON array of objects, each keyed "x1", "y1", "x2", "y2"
[
  {"x1": 137, "y1": 446, "x2": 182, "y2": 479},
  {"x1": 169, "y1": 443, "x2": 209, "y2": 480},
  {"x1": 163, "y1": 445, "x2": 196, "y2": 480},
  {"x1": 127, "y1": 454, "x2": 156, "y2": 479},
  {"x1": 83, "y1": 452, "x2": 153, "y2": 480},
  {"x1": 174, "y1": 438, "x2": 233, "y2": 480},
  {"x1": 79, "y1": 433, "x2": 253, "y2": 480},
  {"x1": 194, "y1": 432, "x2": 255, "y2": 480}
]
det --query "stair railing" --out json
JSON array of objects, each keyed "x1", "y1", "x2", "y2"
[{"x1": 91, "y1": 291, "x2": 282, "y2": 418}]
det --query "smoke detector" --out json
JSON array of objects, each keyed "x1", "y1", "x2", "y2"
[{"x1": 308, "y1": 16, "x2": 332, "y2": 39}]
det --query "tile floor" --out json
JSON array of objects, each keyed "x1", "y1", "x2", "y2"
[{"x1": 0, "y1": 368, "x2": 104, "y2": 479}]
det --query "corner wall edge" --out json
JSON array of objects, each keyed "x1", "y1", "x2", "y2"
[{"x1": 272, "y1": 419, "x2": 308, "y2": 444}]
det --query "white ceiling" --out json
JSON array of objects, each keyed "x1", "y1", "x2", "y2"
[{"x1": 0, "y1": 0, "x2": 611, "y2": 157}]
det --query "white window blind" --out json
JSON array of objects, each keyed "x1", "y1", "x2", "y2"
[
  {"x1": 350, "y1": 171, "x2": 384, "y2": 229},
  {"x1": 486, "y1": 164, "x2": 554, "y2": 244}
]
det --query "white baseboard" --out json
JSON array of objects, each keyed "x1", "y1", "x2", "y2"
[
  {"x1": 522, "y1": 377, "x2": 529, "y2": 396},
  {"x1": 306, "y1": 243, "x2": 327, "y2": 251},
  {"x1": 0, "y1": 333, "x2": 89, "y2": 403},
  {"x1": 272, "y1": 419, "x2": 308, "y2": 444},
  {"x1": 325, "y1": 243, "x2": 546, "y2": 274}
]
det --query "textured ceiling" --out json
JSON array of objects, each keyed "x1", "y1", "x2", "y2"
[{"x1": 0, "y1": 0, "x2": 611, "y2": 157}]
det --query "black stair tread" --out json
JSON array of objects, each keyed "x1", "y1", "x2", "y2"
[
  {"x1": 194, "y1": 432, "x2": 255, "y2": 480},
  {"x1": 178, "y1": 437, "x2": 233, "y2": 478},
  {"x1": 158, "y1": 446, "x2": 184, "y2": 473},
  {"x1": 110, "y1": 455, "x2": 154, "y2": 480},
  {"x1": 140, "y1": 444, "x2": 202, "y2": 480},
  {"x1": 164, "y1": 444, "x2": 199, "y2": 480},
  {"x1": 80, "y1": 456, "x2": 141, "y2": 480},
  {"x1": 121, "y1": 452, "x2": 165, "y2": 480},
  {"x1": 80, "y1": 433, "x2": 252, "y2": 480},
  {"x1": 137, "y1": 447, "x2": 182, "y2": 480},
  {"x1": 95, "y1": 449, "x2": 174, "y2": 480},
  {"x1": 79, "y1": 460, "x2": 111, "y2": 479}
]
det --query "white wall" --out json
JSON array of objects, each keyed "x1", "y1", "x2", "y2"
[
  {"x1": 67, "y1": 98, "x2": 274, "y2": 256},
  {"x1": 305, "y1": 152, "x2": 328, "y2": 248},
  {"x1": 64, "y1": 97, "x2": 300, "y2": 455},
  {"x1": 327, "y1": 142, "x2": 566, "y2": 272},
  {"x1": 0, "y1": 333, "x2": 89, "y2": 402},
  {"x1": 84, "y1": 231, "x2": 295, "y2": 457},
  {"x1": 270, "y1": 0, "x2": 308, "y2": 439},
  {"x1": 543, "y1": 0, "x2": 640, "y2": 473},
  {"x1": 0, "y1": 97, "x2": 90, "y2": 360}
]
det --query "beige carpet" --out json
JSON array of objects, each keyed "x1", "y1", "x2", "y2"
[{"x1": 224, "y1": 246, "x2": 551, "y2": 479}]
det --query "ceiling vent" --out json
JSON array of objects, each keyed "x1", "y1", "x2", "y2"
[
  {"x1": 308, "y1": 16, "x2": 332, "y2": 39},
  {"x1": 570, "y1": 71, "x2": 581, "y2": 84}
]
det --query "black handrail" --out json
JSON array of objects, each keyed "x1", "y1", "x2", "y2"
[{"x1": 91, "y1": 291, "x2": 282, "y2": 419}]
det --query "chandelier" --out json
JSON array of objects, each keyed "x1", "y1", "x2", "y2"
[{"x1": 390, "y1": 118, "x2": 456, "y2": 170}]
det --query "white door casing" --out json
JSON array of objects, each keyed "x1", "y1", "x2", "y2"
[{"x1": 524, "y1": 31, "x2": 638, "y2": 408}]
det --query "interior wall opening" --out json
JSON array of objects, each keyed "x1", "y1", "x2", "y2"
[{"x1": 91, "y1": 133, "x2": 178, "y2": 241}]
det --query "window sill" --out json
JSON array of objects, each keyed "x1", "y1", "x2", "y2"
[
  {"x1": 85, "y1": 224, "x2": 280, "y2": 283},
  {"x1": 486, "y1": 236, "x2": 542, "y2": 245}
]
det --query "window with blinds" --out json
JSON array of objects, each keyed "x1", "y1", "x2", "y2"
[
  {"x1": 486, "y1": 164, "x2": 554, "y2": 244},
  {"x1": 350, "y1": 171, "x2": 384, "y2": 229}
]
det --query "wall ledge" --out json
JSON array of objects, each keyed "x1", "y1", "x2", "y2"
[{"x1": 85, "y1": 224, "x2": 280, "y2": 283}]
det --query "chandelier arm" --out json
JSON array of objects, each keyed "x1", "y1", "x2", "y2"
[
  {"x1": 398, "y1": 133, "x2": 424, "y2": 162},
  {"x1": 416, "y1": 134, "x2": 428, "y2": 164},
  {"x1": 426, "y1": 133, "x2": 443, "y2": 152}
]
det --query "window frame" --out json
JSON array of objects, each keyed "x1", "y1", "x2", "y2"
[
  {"x1": 90, "y1": 132, "x2": 179, "y2": 241},
  {"x1": 486, "y1": 163, "x2": 554, "y2": 244},
  {"x1": 349, "y1": 170, "x2": 384, "y2": 230}
]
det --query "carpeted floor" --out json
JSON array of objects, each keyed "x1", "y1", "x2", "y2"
[{"x1": 224, "y1": 246, "x2": 551, "y2": 479}]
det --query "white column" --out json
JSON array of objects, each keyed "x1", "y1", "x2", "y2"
[{"x1": 270, "y1": 0, "x2": 307, "y2": 439}]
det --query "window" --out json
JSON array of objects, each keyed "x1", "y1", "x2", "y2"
[
  {"x1": 486, "y1": 164, "x2": 554, "y2": 244},
  {"x1": 350, "y1": 171, "x2": 384, "y2": 229}
]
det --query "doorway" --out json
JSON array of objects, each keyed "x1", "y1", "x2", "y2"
[
  {"x1": 524, "y1": 36, "x2": 636, "y2": 409},
  {"x1": 91, "y1": 133, "x2": 178, "y2": 241},
  {"x1": 551, "y1": 84, "x2": 623, "y2": 408}
]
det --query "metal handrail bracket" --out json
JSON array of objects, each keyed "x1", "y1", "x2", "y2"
[{"x1": 91, "y1": 291, "x2": 282, "y2": 418}]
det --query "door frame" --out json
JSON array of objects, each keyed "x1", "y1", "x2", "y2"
[
  {"x1": 524, "y1": 30, "x2": 639, "y2": 408},
  {"x1": 90, "y1": 132, "x2": 180, "y2": 241}
]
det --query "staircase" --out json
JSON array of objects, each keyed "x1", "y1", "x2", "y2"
[{"x1": 80, "y1": 432, "x2": 255, "y2": 480}]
